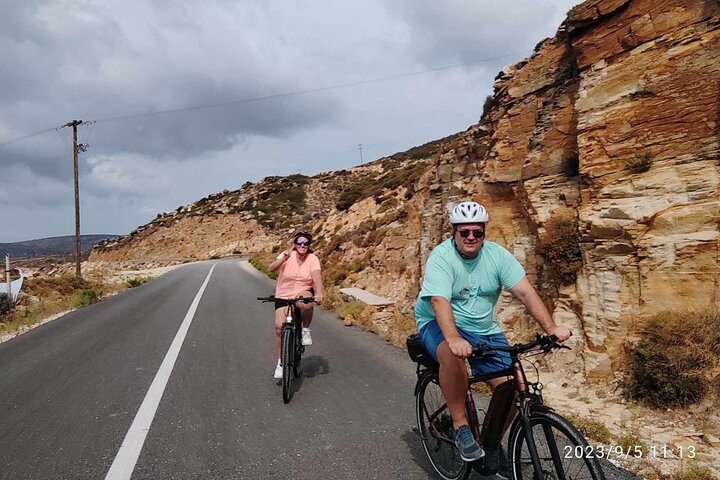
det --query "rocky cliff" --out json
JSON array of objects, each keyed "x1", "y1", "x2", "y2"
[{"x1": 92, "y1": 0, "x2": 720, "y2": 380}]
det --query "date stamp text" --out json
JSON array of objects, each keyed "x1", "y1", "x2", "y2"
[{"x1": 564, "y1": 445, "x2": 696, "y2": 460}]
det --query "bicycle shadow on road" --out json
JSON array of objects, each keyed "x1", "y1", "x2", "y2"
[
  {"x1": 274, "y1": 355, "x2": 329, "y2": 392},
  {"x1": 400, "y1": 430, "x2": 492, "y2": 480},
  {"x1": 300, "y1": 355, "x2": 329, "y2": 378}
]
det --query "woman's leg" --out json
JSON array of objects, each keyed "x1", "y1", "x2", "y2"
[
  {"x1": 274, "y1": 307, "x2": 286, "y2": 359},
  {"x1": 295, "y1": 289, "x2": 314, "y2": 328}
]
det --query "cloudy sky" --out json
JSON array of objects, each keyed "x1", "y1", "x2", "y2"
[{"x1": 0, "y1": 0, "x2": 580, "y2": 243}]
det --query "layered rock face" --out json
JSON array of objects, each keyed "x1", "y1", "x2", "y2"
[
  {"x1": 92, "y1": 0, "x2": 719, "y2": 379},
  {"x1": 459, "y1": 0, "x2": 720, "y2": 376}
]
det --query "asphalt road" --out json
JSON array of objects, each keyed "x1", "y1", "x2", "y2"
[{"x1": 0, "y1": 259, "x2": 637, "y2": 479}]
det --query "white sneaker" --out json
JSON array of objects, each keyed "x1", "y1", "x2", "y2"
[
  {"x1": 301, "y1": 328, "x2": 313, "y2": 346},
  {"x1": 273, "y1": 360, "x2": 283, "y2": 379}
]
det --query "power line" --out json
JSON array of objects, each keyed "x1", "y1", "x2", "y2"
[
  {"x1": 0, "y1": 127, "x2": 58, "y2": 148},
  {"x1": 0, "y1": 51, "x2": 523, "y2": 148}
]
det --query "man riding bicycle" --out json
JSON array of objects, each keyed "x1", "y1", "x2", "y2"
[{"x1": 414, "y1": 201, "x2": 571, "y2": 475}]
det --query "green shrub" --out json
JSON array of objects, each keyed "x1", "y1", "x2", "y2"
[
  {"x1": 614, "y1": 434, "x2": 647, "y2": 457},
  {"x1": 566, "y1": 415, "x2": 612, "y2": 444},
  {"x1": 336, "y1": 162, "x2": 427, "y2": 211},
  {"x1": 624, "y1": 339, "x2": 706, "y2": 408},
  {"x1": 336, "y1": 185, "x2": 367, "y2": 211},
  {"x1": 482, "y1": 95, "x2": 496, "y2": 118},
  {"x1": 0, "y1": 293, "x2": 12, "y2": 316},
  {"x1": 625, "y1": 150, "x2": 653, "y2": 174},
  {"x1": 126, "y1": 276, "x2": 152, "y2": 288},
  {"x1": 537, "y1": 211, "x2": 582, "y2": 285},
  {"x1": 624, "y1": 310, "x2": 720, "y2": 408},
  {"x1": 249, "y1": 255, "x2": 278, "y2": 280},
  {"x1": 73, "y1": 288, "x2": 99, "y2": 308},
  {"x1": 673, "y1": 462, "x2": 717, "y2": 480}
]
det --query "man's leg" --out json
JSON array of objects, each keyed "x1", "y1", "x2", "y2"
[
  {"x1": 436, "y1": 340, "x2": 470, "y2": 429},
  {"x1": 422, "y1": 322, "x2": 483, "y2": 461}
]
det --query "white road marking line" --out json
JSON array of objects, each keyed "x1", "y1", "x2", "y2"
[{"x1": 105, "y1": 264, "x2": 216, "y2": 480}]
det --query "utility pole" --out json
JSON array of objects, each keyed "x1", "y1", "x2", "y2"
[
  {"x1": 358, "y1": 144, "x2": 363, "y2": 165},
  {"x1": 61, "y1": 120, "x2": 89, "y2": 278}
]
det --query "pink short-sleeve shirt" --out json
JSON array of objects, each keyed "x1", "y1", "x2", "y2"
[{"x1": 275, "y1": 251, "x2": 321, "y2": 299}]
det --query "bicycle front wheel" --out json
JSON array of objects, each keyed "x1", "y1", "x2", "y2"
[
  {"x1": 293, "y1": 330, "x2": 303, "y2": 378},
  {"x1": 508, "y1": 409, "x2": 606, "y2": 480},
  {"x1": 281, "y1": 327, "x2": 294, "y2": 403},
  {"x1": 416, "y1": 372, "x2": 471, "y2": 480}
]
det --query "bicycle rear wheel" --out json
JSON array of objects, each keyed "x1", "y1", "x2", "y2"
[
  {"x1": 281, "y1": 327, "x2": 294, "y2": 403},
  {"x1": 416, "y1": 372, "x2": 471, "y2": 480},
  {"x1": 508, "y1": 409, "x2": 606, "y2": 480}
]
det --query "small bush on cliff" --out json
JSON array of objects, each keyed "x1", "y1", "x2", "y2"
[
  {"x1": 482, "y1": 95, "x2": 496, "y2": 118},
  {"x1": 537, "y1": 211, "x2": 582, "y2": 286},
  {"x1": 336, "y1": 162, "x2": 427, "y2": 211},
  {"x1": 624, "y1": 150, "x2": 653, "y2": 174},
  {"x1": 623, "y1": 310, "x2": 720, "y2": 408}
]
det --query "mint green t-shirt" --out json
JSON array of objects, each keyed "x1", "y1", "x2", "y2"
[{"x1": 415, "y1": 239, "x2": 525, "y2": 335}]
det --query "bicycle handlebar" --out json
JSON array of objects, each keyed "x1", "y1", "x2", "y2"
[
  {"x1": 473, "y1": 334, "x2": 570, "y2": 358},
  {"x1": 257, "y1": 295, "x2": 316, "y2": 305}
]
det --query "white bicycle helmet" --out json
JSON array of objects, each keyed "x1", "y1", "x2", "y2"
[{"x1": 449, "y1": 201, "x2": 489, "y2": 225}]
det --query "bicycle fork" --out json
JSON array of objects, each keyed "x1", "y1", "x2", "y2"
[
  {"x1": 517, "y1": 408, "x2": 544, "y2": 480},
  {"x1": 518, "y1": 402, "x2": 569, "y2": 480}
]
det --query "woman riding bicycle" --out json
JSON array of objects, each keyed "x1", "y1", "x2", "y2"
[
  {"x1": 415, "y1": 201, "x2": 571, "y2": 475},
  {"x1": 268, "y1": 231, "x2": 324, "y2": 379}
]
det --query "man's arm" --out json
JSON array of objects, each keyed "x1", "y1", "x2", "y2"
[
  {"x1": 430, "y1": 296, "x2": 473, "y2": 358},
  {"x1": 509, "y1": 277, "x2": 572, "y2": 342}
]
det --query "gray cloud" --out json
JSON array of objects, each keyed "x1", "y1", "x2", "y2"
[
  {"x1": 0, "y1": 0, "x2": 582, "y2": 242},
  {"x1": 0, "y1": 0, "x2": 340, "y2": 168},
  {"x1": 384, "y1": 0, "x2": 578, "y2": 66}
]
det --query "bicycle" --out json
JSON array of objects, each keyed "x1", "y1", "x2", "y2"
[
  {"x1": 407, "y1": 334, "x2": 606, "y2": 480},
  {"x1": 257, "y1": 295, "x2": 315, "y2": 403}
]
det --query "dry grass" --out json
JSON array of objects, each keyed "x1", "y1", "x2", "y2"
[
  {"x1": 537, "y1": 209, "x2": 582, "y2": 286},
  {"x1": 624, "y1": 310, "x2": 720, "y2": 408},
  {"x1": 566, "y1": 414, "x2": 612, "y2": 444},
  {"x1": 672, "y1": 462, "x2": 717, "y2": 480},
  {"x1": 0, "y1": 274, "x2": 126, "y2": 335}
]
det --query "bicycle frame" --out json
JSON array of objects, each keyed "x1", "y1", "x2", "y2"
[
  {"x1": 257, "y1": 295, "x2": 315, "y2": 403},
  {"x1": 415, "y1": 343, "x2": 550, "y2": 475}
]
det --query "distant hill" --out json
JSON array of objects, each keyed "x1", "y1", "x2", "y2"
[{"x1": 0, "y1": 235, "x2": 119, "y2": 258}]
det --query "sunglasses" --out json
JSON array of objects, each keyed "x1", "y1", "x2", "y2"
[
  {"x1": 295, "y1": 241, "x2": 311, "y2": 246},
  {"x1": 456, "y1": 229, "x2": 485, "y2": 239}
]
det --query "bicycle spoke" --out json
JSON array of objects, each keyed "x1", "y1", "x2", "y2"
[
  {"x1": 511, "y1": 411, "x2": 604, "y2": 480},
  {"x1": 416, "y1": 373, "x2": 470, "y2": 480}
]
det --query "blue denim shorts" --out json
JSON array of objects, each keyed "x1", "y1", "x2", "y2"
[{"x1": 419, "y1": 320, "x2": 512, "y2": 375}]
